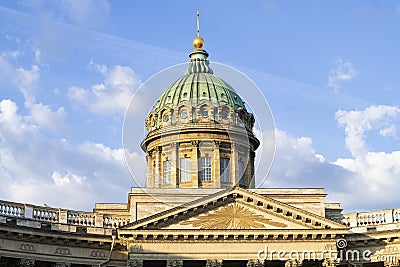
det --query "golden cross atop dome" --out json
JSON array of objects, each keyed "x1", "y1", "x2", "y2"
[{"x1": 192, "y1": 10, "x2": 204, "y2": 50}]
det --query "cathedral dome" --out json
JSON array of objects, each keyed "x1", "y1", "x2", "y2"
[
  {"x1": 141, "y1": 32, "x2": 259, "y2": 189},
  {"x1": 151, "y1": 71, "x2": 247, "y2": 114},
  {"x1": 145, "y1": 45, "x2": 254, "y2": 133}
]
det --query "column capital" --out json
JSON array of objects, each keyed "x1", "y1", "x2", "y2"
[
  {"x1": 170, "y1": 142, "x2": 179, "y2": 148},
  {"x1": 322, "y1": 258, "x2": 339, "y2": 267},
  {"x1": 247, "y1": 259, "x2": 264, "y2": 267},
  {"x1": 384, "y1": 260, "x2": 399, "y2": 267},
  {"x1": 166, "y1": 259, "x2": 184, "y2": 267},
  {"x1": 18, "y1": 258, "x2": 35, "y2": 267},
  {"x1": 285, "y1": 259, "x2": 302, "y2": 267},
  {"x1": 191, "y1": 140, "x2": 199, "y2": 147},
  {"x1": 127, "y1": 259, "x2": 143, "y2": 267},
  {"x1": 206, "y1": 259, "x2": 223, "y2": 267},
  {"x1": 213, "y1": 140, "x2": 221, "y2": 148},
  {"x1": 156, "y1": 146, "x2": 163, "y2": 153}
]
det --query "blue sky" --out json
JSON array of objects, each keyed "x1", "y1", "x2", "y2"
[{"x1": 0, "y1": 1, "x2": 400, "y2": 212}]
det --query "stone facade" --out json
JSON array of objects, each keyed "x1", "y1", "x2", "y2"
[{"x1": 1, "y1": 30, "x2": 400, "y2": 267}]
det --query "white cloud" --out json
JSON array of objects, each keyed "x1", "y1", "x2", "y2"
[
  {"x1": 27, "y1": 103, "x2": 67, "y2": 131},
  {"x1": 265, "y1": 106, "x2": 400, "y2": 211},
  {"x1": 335, "y1": 105, "x2": 400, "y2": 156},
  {"x1": 0, "y1": 99, "x2": 141, "y2": 210},
  {"x1": 52, "y1": 171, "x2": 85, "y2": 186},
  {"x1": 327, "y1": 57, "x2": 357, "y2": 92},
  {"x1": 68, "y1": 62, "x2": 141, "y2": 115}
]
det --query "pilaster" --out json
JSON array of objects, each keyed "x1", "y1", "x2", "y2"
[
  {"x1": 146, "y1": 150, "x2": 154, "y2": 188},
  {"x1": 231, "y1": 142, "x2": 238, "y2": 186},
  {"x1": 171, "y1": 142, "x2": 179, "y2": 187},
  {"x1": 212, "y1": 141, "x2": 221, "y2": 188},
  {"x1": 191, "y1": 140, "x2": 199, "y2": 187},
  {"x1": 154, "y1": 146, "x2": 162, "y2": 188}
]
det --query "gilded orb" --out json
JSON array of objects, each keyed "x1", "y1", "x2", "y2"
[{"x1": 192, "y1": 37, "x2": 204, "y2": 49}]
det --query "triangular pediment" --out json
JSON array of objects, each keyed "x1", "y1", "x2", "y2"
[{"x1": 121, "y1": 187, "x2": 347, "y2": 231}]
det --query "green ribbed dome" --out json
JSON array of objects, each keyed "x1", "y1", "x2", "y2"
[
  {"x1": 151, "y1": 49, "x2": 246, "y2": 113},
  {"x1": 152, "y1": 72, "x2": 246, "y2": 113}
]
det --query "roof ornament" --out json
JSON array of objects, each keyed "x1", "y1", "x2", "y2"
[
  {"x1": 196, "y1": 10, "x2": 200, "y2": 37},
  {"x1": 192, "y1": 10, "x2": 204, "y2": 50}
]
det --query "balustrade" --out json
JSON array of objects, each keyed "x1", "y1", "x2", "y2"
[
  {"x1": 67, "y1": 211, "x2": 95, "y2": 226},
  {"x1": 32, "y1": 206, "x2": 59, "y2": 222},
  {"x1": 0, "y1": 201, "x2": 24, "y2": 217},
  {"x1": 103, "y1": 215, "x2": 130, "y2": 228}
]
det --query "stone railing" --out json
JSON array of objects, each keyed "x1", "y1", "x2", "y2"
[
  {"x1": 0, "y1": 199, "x2": 129, "y2": 229},
  {"x1": 0, "y1": 200, "x2": 24, "y2": 218},
  {"x1": 343, "y1": 208, "x2": 400, "y2": 228},
  {"x1": 103, "y1": 215, "x2": 130, "y2": 228}
]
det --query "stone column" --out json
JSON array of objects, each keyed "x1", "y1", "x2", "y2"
[
  {"x1": 154, "y1": 146, "x2": 162, "y2": 188},
  {"x1": 171, "y1": 142, "x2": 179, "y2": 187},
  {"x1": 191, "y1": 140, "x2": 199, "y2": 188},
  {"x1": 247, "y1": 259, "x2": 264, "y2": 267},
  {"x1": 18, "y1": 259, "x2": 35, "y2": 267},
  {"x1": 166, "y1": 259, "x2": 184, "y2": 267},
  {"x1": 127, "y1": 259, "x2": 143, "y2": 267},
  {"x1": 212, "y1": 141, "x2": 221, "y2": 188},
  {"x1": 230, "y1": 142, "x2": 238, "y2": 186},
  {"x1": 206, "y1": 259, "x2": 223, "y2": 267},
  {"x1": 146, "y1": 150, "x2": 154, "y2": 188}
]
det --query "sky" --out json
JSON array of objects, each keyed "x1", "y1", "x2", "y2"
[{"x1": 0, "y1": 0, "x2": 400, "y2": 212}]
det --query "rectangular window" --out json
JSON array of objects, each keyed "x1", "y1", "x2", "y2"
[
  {"x1": 199, "y1": 157, "x2": 212, "y2": 181},
  {"x1": 238, "y1": 160, "x2": 245, "y2": 186},
  {"x1": 180, "y1": 158, "x2": 191, "y2": 182},
  {"x1": 220, "y1": 157, "x2": 230, "y2": 183},
  {"x1": 163, "y1": 161, "x2": 171, "y2": 185}
]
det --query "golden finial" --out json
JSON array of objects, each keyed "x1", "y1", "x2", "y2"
[{"x1": 192, "y1": 10, "x2": 204, "y2": 50}]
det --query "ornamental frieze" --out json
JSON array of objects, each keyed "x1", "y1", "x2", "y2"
[{"x1": 180, "y1": 203, "x2": 287, "y2": 229}]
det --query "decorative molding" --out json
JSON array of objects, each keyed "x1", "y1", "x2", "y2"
[
  {"x1": 90, "y1": 250, "x2": 106, "y2": 258},
  {"x1": 181, "y1": 203, "x2": 287, "y2": 229},
  {"x1": 54, "y1": 247, "x2": 72, "y2": 256},
  {"x1": 19, "y1": 243, "x2": 35, "y2": 253}
]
